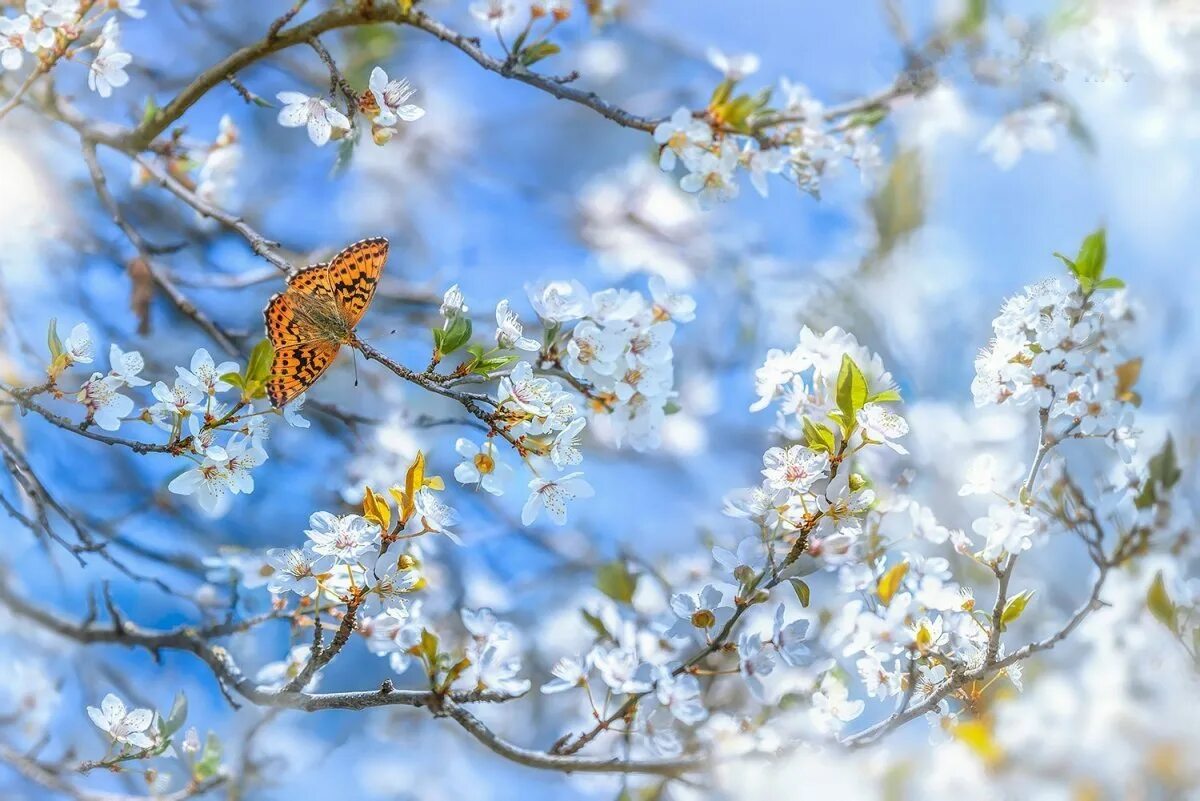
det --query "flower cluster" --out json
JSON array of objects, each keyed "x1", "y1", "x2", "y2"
[
  {"x1": 264, "y1": 509, "x2": 422, "y2": 618},
  {"x1": 533, "y1": 330, "x2": 914, "y2": 754},
  {"x1": 534, "y1": 277, "x2": 694, "y2": 452},
  {"x1": 45, "y1": 323, "x2": 306, "y2": 516},
  {"x1": 971, "y1": 234, "x2": 1137, "y2": 461},
  {"x1": 369, "y1": 606, "x2": 530, "y2": 695},
  {"x1": 0, "y1": 2, "x2": 139, "y2": 97},
  {"x1": 254, "y1": 476, "x2": 530, "y2": 697},
  {"x1": 277, "y1": 64, "x2": 423, "y2": 147},
  {"x1": 651, "y1": 57, "x2": 883, "y2": 206},
  {"x1": 434, "y1": 278, "x2": 693, "y2": 527},
  {"x1": 84, "y1": 691, "x2": 217, "y2": 783}
]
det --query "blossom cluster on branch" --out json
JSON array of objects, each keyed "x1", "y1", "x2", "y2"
[{"x1": 0, "y1": 2, "x2": 1197, "y2": 800}]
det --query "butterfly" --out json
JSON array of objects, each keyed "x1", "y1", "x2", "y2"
[{"x1": 263, "y1": 237, "x2": 389, "y2": 408}]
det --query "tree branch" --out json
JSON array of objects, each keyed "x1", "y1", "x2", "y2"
[{"x1": 0, "y1": 576, "x2": 703, "y2": 777}]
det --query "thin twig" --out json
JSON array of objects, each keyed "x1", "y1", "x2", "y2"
[{"x1": 81, "y1": 139, "x2": 240, "y2": 355}]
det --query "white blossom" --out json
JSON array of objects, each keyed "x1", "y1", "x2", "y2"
[
  {"x1": 453, "y1": 438, "x2": 514, "y2": 495},
  {"x1": 973, "y1": 504, "x2": 1040, "y2": 560},
  {"x1": 305, "y1": 512, "x2": 377, "y2": 562},
  {"x1": 76, "y1": 373, "x2": 132, "y2": 431},
  {"x1": 541, "y1": 655, "x2": 589, "y2": 694},
  {"x1": 706, "y1": 47, "x2": 760, "y2": 80},
  {"x1": 276, "y1": 91, "x2": 351, "y2": 146},
  {"x1": 88, "y1": 40, "x2": 132, "y2": 99},
  {"x1": 367, "y1": 66, "x2": 425, "y2": 128},
  {"x1": 527, "y1": 279, "x2": 591, "y2": 322},
  {"x1": 495, "y1": 300, "x2": 540, "y2": 352},
  {"x1": 652, "y1": 107, "x2": 712, "y2": 171},
  {"x1": 266, "y1": 545, "x2": 332, "y2": 596},
  {"x1": 522, "y1": 472, "x2": 593, "y2": 526},
  {"x1": 86, "y1": 693, "x2": 154, "y2": 749}
]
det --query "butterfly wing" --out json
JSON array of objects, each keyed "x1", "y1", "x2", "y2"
[
  {"x1": 328, "y1": 237, "x2": 388, "y2": 328},
  {"x1": 287, "y1": 261, "x2": 338, "y2": 302},
  {"x1": 264, "y1": 290, "x2": 323, "y2": 348},
  {"x1": 264, "y1": 272, "x2": 340, "y2": 408},
  {"x1": 266, "y1": 341, "x2": 340, "y2": 408}
]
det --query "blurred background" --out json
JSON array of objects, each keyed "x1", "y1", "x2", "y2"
[{"x1": 1, "y1": 0, "x2": 1198, "y2": 798}]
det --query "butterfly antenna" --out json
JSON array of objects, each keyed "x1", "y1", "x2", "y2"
[{"x1": 352, "y1": 347, "x2": 360, "y2": 387}]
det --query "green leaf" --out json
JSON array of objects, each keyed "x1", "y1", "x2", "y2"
[
  {"x1": 1074, "y1": 227, "x2": 1107, "y2": 283},
  {"x1": 1146, "y1": 571, "x2": 1177, "y2": 634},
  {"x1": 580, "y1": 608, "x2": 610, "y2": 640},
  {"x1": 868, "y1": 388, "x2": 902, "y2": 404},
  {"x1": 1094, "y1": 277, "x2": 1125, "y2": 290},
  {"x1": 440, "y1": 316, "x2": 472, "y2": 356},
  {"x1": 193, "y1": 732, "x2": 222, "y2": 781},
  {"x1": 519, "y1": 41, "x2": 561, "y2": 66},
  {"x1": 442, "y1": 657, "x2": 472, "y2": 689},
  {"x1": 789, "y1": 577, "x2": 811, "y2": 608},
  {"x1": 245, "y1": 340, "x2": 274, "y2": 384},
  {"x1": 474, "y1": 354, "x2": 518, "y2": 377},
  {"x1": 161, "y1": 692, "x2": 188, "y2": 738},
  {"x1": 1000, "y1": 590, "x2": 1035, "y2": 629},
  {"x1": 141, "y1": 96, "x2": 159, "y2": 125},
  {"x1": 596, "y1": 560, "x2": 638, "y2": 604},
  {"x1": 869, "y1": 149, "x2": 924, "y2": 259},
  {"x1": 709, "y1": 79, "x2": 734, "y2": 107},
  {"x1": 47, "y1": 318, "x2": 63, "y2": 360},
  {"x1": 835, "y1": 354, "x2": 869, "y2": 431},
  {"x1": 801, "y1": 416, "x2": 836, "y2": 454},
  {"x1": 419, "y1": 628, "x2": 440, "y2": 666},
  {"x1": 848, "y1": 107, "x2": 888, "y2": 129},
  {"x1": 1052, "y1": 252, "x2": 1077, "y2": 274},
  {"x1": 220, "y1": 371, "x2": 245, "y2": 390},
  {"x1": 954, "y1": 0, "x2": 987, "y2": 37},
  {"x1": 333, "y1": 131, "x2": 359, "y2": 177},
  {"x1": 1148, "y1": 436, "x2": 1183, "y2": 492}
]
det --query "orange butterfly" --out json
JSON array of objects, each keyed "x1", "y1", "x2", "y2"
[{"x1": 263, "y1": 237, "x2": 389, "y2": 407}]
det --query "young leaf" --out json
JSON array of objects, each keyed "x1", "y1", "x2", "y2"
[
  {"x1": 440, "y1": 316, "x2": 472, "y2": 356},
  {"x1": 246, "y1": 339, "x2": 274, "y2": 384},
  {"x1": 789, "y1": 577, "x2": 811, "y2": 608},
  {"x1": 1146, "y1": 571, "x2": 1177, "y2": 634},
  {"x1": 1114, "y1": 358, "x2": 1142, "y2": 405},
  {"x1": 1074, "y1": 227, "x2": 1107, "y2": 283},
  {"x1": 580, "y1": 608, "x2": 610, "y2": 640},
  {"x1": 363, "y1": 486, "x2": 392, "y2": 532},
  {"x1": 520, "y1": 41, "x2": 561, "y2": 66},
  {"x1": 835, "y1": 354, "x2": 868, "y2": 429},
  {"x1": 1000, "y1": 589, "x2": 1035, "y2": 629},
  {"x1": 596, "y1": 561, "x2": 638, "y2": 604},
  {"x1": 420, "y1": 628, "x2": 440, "y2": 666},
  {"x1": 1148, "y1": 436, "x2": 1182, "y2": 492},
  {"x1": 876, "y1": 561, "x2": 909, "y2": 606},
  {"x1": 220, "y1": 371, "x2": 246, "y2": 391},
  {"x1": 802, "y1": 417, "x2": 836, "y2": 453},
  {"x1": 1052, "y1": 252, "x2": 1077, "y2": 275},
  {"x1": 161, "y1": 691, "x2": 188, "y2": 738},
  {"x1": 47, "y1": 318, "x2": 64, "y2": 360},
  {"x1": 193, "y1": 733, "x2": 222, "y2": 781},
  {"x1": 950, "y1": 719, "x2": 1003, "y2": 767}
]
